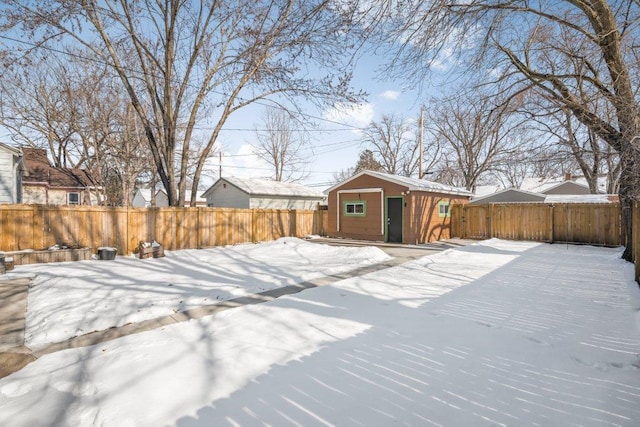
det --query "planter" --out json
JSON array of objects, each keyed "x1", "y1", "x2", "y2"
[
  {"x1": 137, "y1": 241, "x2": 164, "y2": 259},
  {"x1": 9, "y1": 248, "x2": 93, "y2": 266},
  {"x1": 97, "y1": 247, "x2": 117, "y2": 260}
]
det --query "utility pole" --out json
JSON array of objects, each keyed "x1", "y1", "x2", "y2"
[{"x1": 419, "y1": 105, "x2": 425, "y2": 179}]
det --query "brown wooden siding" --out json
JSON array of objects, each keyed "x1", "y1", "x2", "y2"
[
  {"x1": 406, "y1": 193, "x2": 469, "y2": 244},
  {"x1": 328, "y1": 174, "x2": 470, "y2": 243},
  {"x1": 328, "y1": 174, "x2": 407, "y2": 241}
]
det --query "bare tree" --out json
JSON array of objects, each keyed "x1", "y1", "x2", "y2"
[
  {"x1": 426, "y1": 93, "x2": 519, "y2": 190},
  {"x1": 3, "y1": 0, "x2": 363, "y2": 206},
  {"x1": 332, "y1": 167, "x2": 355, "y2": 183},
  {"x1": 253, "y1": 109, "x2": 309, "y2": 182},
  {"x1": 531, "y1": 108, "x2": 620, "y2": 193},
  {"x1": 0, "y1": 52, "x2": 153, "y2": 205},
  {"x1": 367, "y1": 0, "x2": 640, "y2": 258},
  {"x1": 361, "y1": 114, "x2": 419, "y2": 177}
]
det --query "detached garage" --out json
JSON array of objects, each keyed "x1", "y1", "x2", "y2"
[
  {"x1": 201, "y1": 176, "x2": 325, "y2": 210},
  {"x1": 326, "y1": 170, "x2": 471, "y2": 244}
]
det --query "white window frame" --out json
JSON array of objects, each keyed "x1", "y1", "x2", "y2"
[
  {"x1": 68, "y1": 192, "x2": 80, "y2": 205},
  {"x1": 438, "y1": 201, "x2": 450, "y2": 218}
]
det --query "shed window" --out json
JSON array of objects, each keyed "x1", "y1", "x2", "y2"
[
  {"x1": 68, "y1": 192, "x2": 80, "y2": 205},
  {"x1": 344, "y1": 201, "x2": 366, "y2": 216},
  {"x1": 438, "y1": 201, "x2": 450, "y2": 218}
]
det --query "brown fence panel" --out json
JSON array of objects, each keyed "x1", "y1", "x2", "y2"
[
  {"x1": 491, "y1": 204, "x2": 552, "y2": 242},
  {"x1": 552, "y1": 204, "x2": 622, "y2": 246},
  {"x1": 0, "y1": 205, "x2": 328, "y2": 255},
  {"x1": 458, "y1": 205, "x2": 489, "y2": 239},
  {"x1": 452, "y1": 203, "x2": 622, "y2": 247}
]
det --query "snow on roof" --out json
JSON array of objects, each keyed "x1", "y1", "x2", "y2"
[
  {"x1": 520, "y1": 176, "x2": 607, "y2": 194},
  {"x1": 544, "y1": 194, "x2": 617, "y2": 204},
  {"x1": 325, "y1": 170, "x2": 472, "y2": 197},
  {"x1": 204, "y1": 176, "x2": 325, "y2": 199},
  {"x1": 0, "y1": 141, "x2": 21, "y2": 156},
  {"x1": 473, "y1": 185, "x2": 503, "y2": 198}
]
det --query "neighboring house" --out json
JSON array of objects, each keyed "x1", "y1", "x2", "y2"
[
  {"x1": 0, "y1": 142, "x2": 23, "y2": 204},
  {"x1": 520, "y1": 175, "x2": 605, "y2": 194},
  {"x1": 470, "y1": 188, "x2": 546, "y2": 205},
  {"x1": 132, "y1": 188, "x2": 169, "y2": 208},
  {"x1": 201, "y1": 176, "x2": 325, "y2": 210},
  {"x1": 471, "y1": 185, "x2": 618, "y2": 205},
  {"x1": 325, "y1": 170, "x2": 472, "y2": 244},
  {"x1": 21, "y1": 147, "x2": 101, "y2": 206}
]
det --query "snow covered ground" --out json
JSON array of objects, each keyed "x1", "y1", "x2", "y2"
[
  {"x1": 1, "y1": 239, "x2": 640, "y2": 426},
  {"x1": 12, "y1": 238, "x2": 391, "y2": 348}
]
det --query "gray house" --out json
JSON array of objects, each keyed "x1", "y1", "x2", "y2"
[
  {"x1": 132, "y1": 188, "x2": 169, "y2": 208},
  {"x1": 202, "y1": 176, "x2": 325, "y2": 210},
  {"x1": 470, "y1": 188, "x2": 546, "y2": 205},
  {"x1": 539, "y1": 180, "x2": 592, "y2": 195},
  {"x1": 0, "y1": 143, "x2": 22, "y2": 204}
]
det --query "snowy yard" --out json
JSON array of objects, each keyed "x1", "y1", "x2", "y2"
[
  {"x1": 1, "y1": 238, "x2": 640, "y2": 426},
  {"x1": 13, "y1": 238, "x2": 390, "y2": 348}
]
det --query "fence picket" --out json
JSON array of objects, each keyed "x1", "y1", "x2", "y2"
[{"x1": 0, "y1": 205, "x2": 328, "y2": 255}]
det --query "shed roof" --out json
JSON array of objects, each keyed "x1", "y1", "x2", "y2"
[
  {"x1": 325, "y1": 170, "x2": 472, "y2": 197},
  {"x1": 202, "y1": 176, "x2": 324, "y2": 199}
]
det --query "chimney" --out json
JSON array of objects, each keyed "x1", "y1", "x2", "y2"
[{"x1": 564, "y1": 172, "x2": 574, "y2": 181}]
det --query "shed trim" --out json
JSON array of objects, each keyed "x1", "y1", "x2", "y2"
[{"x1": 336, "y1": 188, "x2": 384, "y2": 234}]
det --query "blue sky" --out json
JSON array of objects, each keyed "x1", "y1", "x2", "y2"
[{"x1": 205, "y1": 50, "x2": 450, "y2": 190}]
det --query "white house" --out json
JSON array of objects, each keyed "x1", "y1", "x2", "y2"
[
  {"x1": 201, "y1": 176, "x2": 325, "y2": 210},
  {"x1": 0, "y1": 142, "x2": 22, "y2": 204},
  {"x1": 131, "y1": 188, "x2": 169, "y2": 208}
]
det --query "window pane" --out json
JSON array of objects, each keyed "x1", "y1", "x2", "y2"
[
  {"x1": 346, "y1": 204, "x2": 355, "y2": 213},
  {"x1": 68, "y1": 193, "x2": 80, "y2": 205},
  {"x1": 355, "y1": 204, "x2": 364, "y2": 214}
]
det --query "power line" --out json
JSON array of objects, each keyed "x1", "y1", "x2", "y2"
[{"x1": 0, "y1": 34, "x2": 367, "y2": 132}]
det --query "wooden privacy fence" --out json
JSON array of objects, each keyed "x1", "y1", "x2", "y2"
[
  {"x1": 451, "y1": 203, "x2": 622, "y2": 246},
  {"x1": 0, "y1": 205, "x2": 329, "y2": 255}
]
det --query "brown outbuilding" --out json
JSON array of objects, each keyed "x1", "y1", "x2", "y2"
[{"x1": 325, "y1": 170, "x2": 472, "y2": 244}]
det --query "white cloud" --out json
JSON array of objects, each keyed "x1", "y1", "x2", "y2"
[
  {"x1": 323, "y1": 102, "x2": 375, "y2": 129},
  {"x1": 224, "y1": 144, "x2": 272, "y2": 179},
  {"x1": 380, "y1": 90, "x2": 400, "y2": 100}
]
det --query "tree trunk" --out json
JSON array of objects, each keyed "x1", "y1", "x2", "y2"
[{"x1": 618, "y1": 143, "x2": 640, "y2": 261}]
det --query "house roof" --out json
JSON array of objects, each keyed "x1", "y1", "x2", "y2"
[
  {"x1": 202, "y1": 176, "x2": 325, "y2": 199},
  {"x1": 470, "y1": 188, "x2": 546, "y2": 204},
  {"x1": 325, "y1": 170, "x2": 473, "y2": 197},
  {"x1": 135, "y1": 188, "x2": 168, "y2": 203},
  {"x1": 22, "y1": 147, "x2": 99, "y2": 188},
  {"x1": 520, "y1": 176, "x2": 603, "y2": 194},
  {"x1": 0, "y1": 142, "x2": 22, "y2": 156}
]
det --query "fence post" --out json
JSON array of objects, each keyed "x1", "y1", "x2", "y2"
[
  {"x1": 549, "y1": 204, "x2": 554, "y2": 243},
  {"x1": 488, "y1": 204, "x2": 494, "y2": 238},
  {"x1": 251, "y1": 209, "x2": 257, "y2": 243}
]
